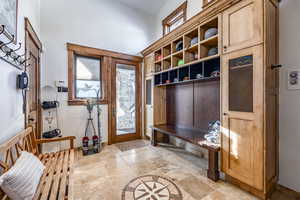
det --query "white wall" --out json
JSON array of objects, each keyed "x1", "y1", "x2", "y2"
[
  {"x1": 152, "y1": 0, "x2": 203, "y2": 41},
  {"x1": 278, "y1": 0, "x2": 300, "y2": 193},
  {"x1": 40, "y1": 0, "x2": 155, "y2": 149},
  {"x1": 0, "y1": 0, "x2": 40, "y2": 144}
]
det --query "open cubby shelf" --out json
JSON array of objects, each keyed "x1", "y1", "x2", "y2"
[
  {"x1": 153, "y1": 17, "x2": 219, "y2": 74},
  {"x1": 154, "y1": 56, "x2": 220, "y2": 87}
]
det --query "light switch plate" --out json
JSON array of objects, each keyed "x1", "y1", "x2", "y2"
[
  {"x1": 288, "y1": 70, "x2": 300, "y2": 90},
  {"x1": 55, "y1": 80, "x2": 67, "y2": 87}
]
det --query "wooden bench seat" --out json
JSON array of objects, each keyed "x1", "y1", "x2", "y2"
[
  {"x1": 152, "y1": 124, "x2": 220, "y2": 182},
  {"x1": 0, "y1": 127, "x2": 75, "y2": 200}
]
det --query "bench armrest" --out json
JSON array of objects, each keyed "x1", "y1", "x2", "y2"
[{"x1": 36, "y1": 136, "x2": 76, "y2": 149}]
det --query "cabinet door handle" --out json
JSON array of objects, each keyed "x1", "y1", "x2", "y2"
[
  {"x1": 271, "y1": 64, "x2": 282, "y2": 70},
  {"x1": 28, "y1": 118, "x2": 35, "y2": 122},
  {"x1": 224, "y1": 46, "x2": 227, "y2": 51},
  {"x1": 223, "y1": 113, "x2": 228, "y2": 116}
]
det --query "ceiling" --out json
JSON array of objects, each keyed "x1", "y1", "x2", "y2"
[{"x1": 115, "y1": 0, "x2": 168, "y2": 15}]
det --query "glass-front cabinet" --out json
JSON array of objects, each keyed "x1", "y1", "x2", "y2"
[{"x1": 221, "y1": 46, "x2": 264, "y2": 190}]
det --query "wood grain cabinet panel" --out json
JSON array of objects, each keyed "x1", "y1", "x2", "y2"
[
  {"x1": 222, "y1": 0, "x2": 263, "y2": 53},
  {"x1": 221, "y1": 46, "x2": 264, "y2": 190},
  {"x1": 144, "y1": 53, "x2": 155, "y2": 77}
]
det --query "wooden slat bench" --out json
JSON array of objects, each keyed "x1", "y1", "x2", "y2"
[{"x1": 0, "y1": 127, "x2": 76, "y2": 200}]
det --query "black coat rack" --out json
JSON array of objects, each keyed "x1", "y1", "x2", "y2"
[{"x1": 0, "y1": 25, "x2": 30, "y2": 70}]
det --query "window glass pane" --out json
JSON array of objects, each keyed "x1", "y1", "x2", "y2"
[
  {"x1": 75, "y1": 56, "x2": 101, "y2": 98},
  {"x1": 170, "y1": 18, "x2": 184, "y2": 32},
  {"x1": 229, "y1": 55, "x2": 253, "y2": 112},
  {"x1": 116, "y1": 64, "x2": 136, "y2": 135}
]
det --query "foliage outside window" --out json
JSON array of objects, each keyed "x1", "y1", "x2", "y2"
[{"x1": 162, "y1": 1, "x2": 187, "y2": 36}]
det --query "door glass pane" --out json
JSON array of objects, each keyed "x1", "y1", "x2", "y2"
[
  {"x1": 75, "y1": 55, "x2": 101, "y2": 98},
  {"x1": 146, "y1": 79, "x2": 152, "y2": 105},
  {"x1": 229, "y1": 55, "x2": 253, "y2": 112},
  {"x1": 116, "y1": 64, "x2": 136, "y2": 135}
]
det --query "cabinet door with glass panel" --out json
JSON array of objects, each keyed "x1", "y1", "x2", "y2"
[{"x1": 221, "y1": 46, "x2": 264, "y2": 190}]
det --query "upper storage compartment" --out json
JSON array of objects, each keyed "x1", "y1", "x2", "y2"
[{"x1": 222, "y1": 0, "x2": 263, "y2": 54}]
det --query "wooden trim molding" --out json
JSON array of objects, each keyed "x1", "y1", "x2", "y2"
[
  {"x1": 202, "y1": 0, "x2": 218, "y2": 8},
  {"x1": 67, "y1": 43, "x2": 142, "y2": 62},
  {"x1": 25, "y1": 17, "x2": 42, "y2": 50},
  {"x1": 276, "y1": 184, "x2": 300, "y2": 198},
  {"x1": 141, "y1": 0, "x2": 242, "y2": 56}
]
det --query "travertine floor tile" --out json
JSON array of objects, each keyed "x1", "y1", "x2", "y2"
[{"x1": 73, "y1": 140, "x2": 296, "y2": 200}]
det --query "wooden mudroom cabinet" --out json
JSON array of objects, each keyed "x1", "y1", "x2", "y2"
[
  {"x1": 142, "y1": 0, "x2": 279, "y2": 199},
  {"x1": 221, "y1": 46, "x2": 265, "y2": 190},
  {"x1": 144, "y1": 53, "x2": 155, "y2": 77},
  {"x1": 222, "y1": 0, "x2": 263, "y2": 54}
]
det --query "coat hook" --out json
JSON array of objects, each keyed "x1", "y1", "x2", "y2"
[
  {"x1": 11, "y1": 42, "x2": 22, "y2": 53},
  {"x1": 20, "y1": 54, "x2": 31, "y2": 65},
  {"x1": 13, "y1": 53, "x2": 25, "y2": 63},
  {"x1": 0, "y1": 35, "x2": 15, "y2": 48},
  {"x1": 0, "y1": 25, "x2": 5, "y2": 35},
  {"x1": 4, "y1": 42, "x2": 21, "y2": 58}
]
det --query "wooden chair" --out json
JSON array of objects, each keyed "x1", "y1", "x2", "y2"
[{"x1": 0, "y1": 127, "x2": 76, "y2": 200}]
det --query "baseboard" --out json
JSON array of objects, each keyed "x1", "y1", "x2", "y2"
[{"x1": 276, "y1": 184, "x2": 300, "y2": 198}]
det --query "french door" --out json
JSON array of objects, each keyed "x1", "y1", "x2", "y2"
[{"x1": 111, "y1": 59, "x2": 142, "y2": 143}]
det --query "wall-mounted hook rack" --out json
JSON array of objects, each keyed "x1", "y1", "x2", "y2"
[
  {"x1": 0, "y1": 35, "x2": 15, "y2": 48},
  {"x1": 0, "y1": 25, "x2": 25, "y2": 70}
]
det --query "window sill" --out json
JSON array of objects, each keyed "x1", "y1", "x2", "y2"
[{"x1": 68, "y1": 99, "x2": 108, "y2": 106}]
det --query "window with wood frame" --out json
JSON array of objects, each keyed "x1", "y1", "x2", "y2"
[
  {"x1": 67, "y1": 44, "x2": 109, "y2": 105},
  {"x1": 162, "y1": 1, "x2": 187, "y2": 36}
]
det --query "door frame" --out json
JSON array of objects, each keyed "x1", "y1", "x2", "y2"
[
  {"x1": 24, "y1": 18, "x2": 42, "y2": 138},
  {"x1": 109, "y1": 58, "x2": 142, "y2": 144}
]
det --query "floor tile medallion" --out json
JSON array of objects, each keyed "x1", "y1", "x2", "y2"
[{"x1": 122, "y1": 175, "x2": 183, "y2": 200}]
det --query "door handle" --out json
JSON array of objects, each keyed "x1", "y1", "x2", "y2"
[{"x1": 223, "y1": 113, "x2": 228, "y2": 116}]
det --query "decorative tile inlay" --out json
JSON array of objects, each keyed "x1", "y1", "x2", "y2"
[{"x1": 122, "y1": 175, "x2": 183, "y2": 200}]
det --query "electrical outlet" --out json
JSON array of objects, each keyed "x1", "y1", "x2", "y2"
[{"x1": 288, "y1": 70, "x2": 300, "y2": 90}]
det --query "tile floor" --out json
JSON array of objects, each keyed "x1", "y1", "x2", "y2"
[{"x1": 74, "y1": 140, "x2": 295, "y2": 200}]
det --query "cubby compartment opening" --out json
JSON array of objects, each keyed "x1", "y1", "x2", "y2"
[
  {"x1": 184, "y1": 28, "x2": 199, "y2": 49},
  {"x1": 190, "y1": 62, "x2": 203, "y2": 80},
  {"x1": 163, "y1": 44, "x2": 172, "y2": 58},
  {"x1": 200, "y1": 44, "x2": 218, "y2": 59},
  {"x1": 163, "y1": 57, "x2": 171, "y2": 70},
  {"x1": 155, "y1": 49, "x2": 162, "y2": 62},
  {"x1": 172, "y1": 37, "x2": 184, "y2": 53},
  {"x1": 155, "y1": 62, "x2": 162, "y2": 73},
  {"x1": 170, "y1": 69, "x2": 178, "y2": 83},
  {"x1": 162, "y1": 72, "x2": 169, "y2": 84},
  {"x1": 154, "y1": 74, "x2": 161, "y2": 86},
  {"x1": 203, "y1": 57, "x2": 220, "y2": 78},
  {"x1": 200, "y1": 17, "x2": 218, "y2": 41},
  {"x1": 179, "y1": 66, "x2": 190, "y2": 81},
  {"x1": 185, "y1": 48, "x2": 199, "y2": 64},
  {"x1": 172, "y1": 52, "x2": 184, "y2": 68}
]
